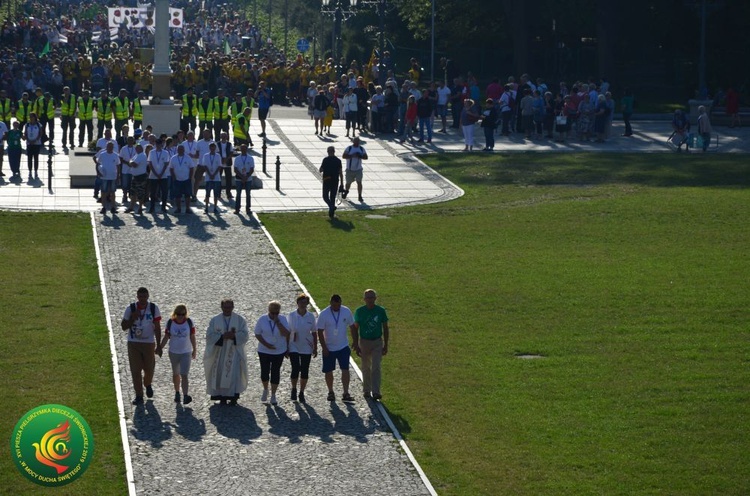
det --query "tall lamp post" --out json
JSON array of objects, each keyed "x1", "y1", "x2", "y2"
[{"x1": 321, "y1": 0, "x2": 358, "y2": 72}]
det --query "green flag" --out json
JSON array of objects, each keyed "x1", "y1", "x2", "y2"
[
  {"x1": 223, "y1": 39, "x2": 231, "y2": 56},
  {"x1": 40, "y1": 42, "x2": 50, "y2": 57}
]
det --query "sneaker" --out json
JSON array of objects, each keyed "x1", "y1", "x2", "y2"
[
  {"x1": 341, "y1": 189, "x2": 348, "y2": 199},
  {"x1": 291, "y1": 388, "x2": 297, "y2": 401},
  {"x1": 327, "y1": 391, "x2": 335, "y2": 402},
  {"x1": 183, "y1": 395, "x2": 192, "y2": 405},
  {"x1": 132, "y1": 395, "x2": 144, "y2": 405},
  {"x1": 372, "y1": 393, "x2": 382, "y2": 401},
  {"x1": 246, "y1": 208, "x2": 252, "y2": 215},
  {"x1": 298, "y1": 391, "x2": 306, "y2": 403},
  {"x1": 110, "y1": 208, "x2": 116, "y2": 214},
  {"x1": 174, "y1": 391, "x2": 181, "y2": 403},
  {"x1": 100, "y1": 207, "x2": 106, "y2": 214},
  {"x1": 145, "y1": 385, "x2": 153, "y2": 398},
  {"x1": 261, "y1": 389, "x2": 269, "y2": 403},
  {"x1": 358, "y1": 197, "x2": 364, "y2": 203},
  {"x1": 270, "y1": 394, "x2": 278, "y2": 405},
  {"x1": 363, "y1": 391, "x2": 371, "y2": 400},
  {"x1": 234, "y1": 209, "x2": 240, "y2": 215},
  {"x1": 342, "y1": 393, "x2": 355, "y2": 403}
]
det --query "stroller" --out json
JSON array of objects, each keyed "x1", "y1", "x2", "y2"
[{"x1": 666, "y1": 109, "x2": 690, "y2": 152}]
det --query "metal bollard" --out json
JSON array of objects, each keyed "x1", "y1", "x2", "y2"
[
  {"x1": 47, "y1": 146, "x2": 54, "y2": 193},
  {"x1": 262, "y1": 137, "x2": 267, "y2": 174},
  {"x1": 275, "y1": 156, "x2": 281, "y2": 191}
]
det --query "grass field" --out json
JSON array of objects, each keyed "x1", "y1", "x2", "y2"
[
  {"x1": 260, "y1": 153, "x2": 750, "y2": 495},
  {"x1": 0, "y1": 212, "x2": 127, "y2": 495}
]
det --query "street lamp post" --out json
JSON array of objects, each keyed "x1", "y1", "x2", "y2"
[{"x1": 321, "y1": 0, "x2": 358, "y2": 73}]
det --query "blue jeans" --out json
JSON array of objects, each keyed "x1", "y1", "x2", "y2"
[
  {"x1": 484, "y1": 126, "x2": 495, "y2": 149},
  {"x1": 418, "y1": 117, "x2": 433, "y2": 141},
  {"x1": 235, "y1": 178, "x2": 252, "y2": 211}
]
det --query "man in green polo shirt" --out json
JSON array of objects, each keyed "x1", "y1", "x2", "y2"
[{"x1": 350, "y1": 289, "x2": 390, "y2": 401}]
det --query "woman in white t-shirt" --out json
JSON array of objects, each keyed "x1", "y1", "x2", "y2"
[
  {"x1": 160, "y1": 304, "x2": 197, "y2": 404},
  {"x1": 254, "y1": 301, "x2": 290, "y2": 405},
  {"x1": 24, "y1": 112, "x2": 43, "y2": 179}
]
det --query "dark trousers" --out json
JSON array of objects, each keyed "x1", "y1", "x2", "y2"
[
  {"x1": 258, "y1": 352, "x2": 284, "y2": 384},
  {"x1": 289, "y1": 353, "x2": 312, "y2": 380},
  {"x1": 199, "y1": 120, "x2": 213, "y2": 134},
  {"x1": 180, "y1": 116, "x2": 196, "y2": 133},
  {"x1": 40, "y1": 117, "x2": 54, "y2": 143},
  {"x1": 79, "y1": 119, "x2": 93, "y2": 147},
  {"x1": 235, "y1": 178, "x2": 252, "y2": 211},
  {"x1": 27, "y1": 144, "x2": 41, "y2": 173},
  {"x1": 501, "y1": 110, "x2": 512, "y2": 135},
  {"x1": 483, "y1": 126, "x2": 495, "y2": 149},
  {"x1": 96, "y1": 118, "x2": 112, "y2": 139},
  {"x1": 149, "y1": 178, "x2": 169, "y2": 209},
  {"x1": 623, "y1": 112, "x2": 633, "y2": 136},
  {"x1": 451, "y1": 102, "x2": 463, "y2": 128},
  {"x1": 323, "y1": 181, "x2": 337, "y2": 217},
  {"x1": 214, "y1": 118, "x2": 229, "y2": 141},
  {"x1": 114, "y1": 118, "x2": 128, "y2": 137},
  {"x1": 61, "y1": 116, "x2": 75, "y2": 145},
  {"x1": 8, "y1": 147, "x2": 21, "y2": 175}
]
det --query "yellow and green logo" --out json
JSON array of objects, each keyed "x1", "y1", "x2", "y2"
[{"x1": 10, "y1": 404, "x2": 94, "y2": 487}]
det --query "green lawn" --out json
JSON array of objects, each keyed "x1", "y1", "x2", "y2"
[
  {"x1": 260, "y1": 153, "x2": 750, "y2": 495},
  {"x1": 0, "y1": 212, "x2": 127, "y2": 495}
]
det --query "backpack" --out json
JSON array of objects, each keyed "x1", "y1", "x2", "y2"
[
  {"x1": 166, "y1": 317, "x2": 193, "y2": 333},
  {"x1": 129, "y1": 302, "x2": 156, "y2": 339}
]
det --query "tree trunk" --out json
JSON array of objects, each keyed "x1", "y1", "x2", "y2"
[{"x1": 503, "y1": 0, "x2": 528, "y2": 75}]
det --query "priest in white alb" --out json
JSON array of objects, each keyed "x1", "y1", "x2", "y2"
[{"x1": 204, "y1": 298, "x2": 249, "y2": 405}]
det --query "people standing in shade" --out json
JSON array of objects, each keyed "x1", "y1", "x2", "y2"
[
  {"x1": 148, "y1": 140, "x2": 171, "y2": 213},
  {"x1": 460, "y1": 99, "x2": 480, "y2": 151},
  {"x1": 350, "y1": 289, "x2": 390, "y2": 401},
  {"x1": 697, "y1": 105, "x2": 713, "y2": 152},
  {"x1": 169, "y1": 142, "x2": 196, "y2": 214},
  {"x1": 480, "y1": 98, "x2": 498, "y2": 151},
  {"x1": 24, "y1": 112, "x2": 43, "y2": 181},
  {"x1": 287, "y1": 294, "x2": 317, "y2": 403},
  {"x1": 620, "y1": 88, "x2": 634, "y2": 137},
  {"x1": 124, "y1": 144, "x2": 149, "y2": 214},
  {"x1": 160, "y1": 304, "x2": 197, "y2": 405},
  {"x1": 121, "y1": 287, "x2": 162, "y2": 405},
  {"x1": 254, "y1": 301, "x2": 291, "y2": 406},
  {"x1": 7, "y1": 121, "x2": 23, "y2": 180},
  {"x1": 202, "y1": 141, "x2": 223, "y2": 214},
  {"x1": 205, "y1": 299, "x2": 249, "y2": 406},
  {"x1": 0, "y1": 118, "x2": 6, "y2": 177},
  {"x1": 342, "y1": 137, "x2": 368, "y2": 203},
  {"x1": 233, "y1": 143, "x2": 255, "y2": 215},
  {"x1": 217, "y1": 132, "x2": 235, "y2": 200},
  {"x1": 317, "y1": 294, "x2": 355, "y2": 403},
  {"x1": 319, "y1": 146, "x2": 343, "y2": 219},
  {"x1": 96, "y1": 140, "x2": 120, "y2": 214}
]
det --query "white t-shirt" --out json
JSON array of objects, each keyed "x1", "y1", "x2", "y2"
[
  {"x1": 254, "y1": 314, "x2": 289, "y2": 355},
  {"x1": 287, "y1": 310, "x2": 317, "y2": 354},
  {"x1": 200, "y1": 152, "x2": 222, "y2": 180},
  {"x1": 122, "y1": 301, "x2": 162, "y2": 343},
  {"x1": 119, "y1": 145, "x2": 138, "y2": 172},
  {"x1": 436, "y1": 86, "x2": 451, "y2": 106},
  {"x1": 148, "y1": 149, "x2": 171, "y2": 179},
  {"x1": 196, "y1": 139, "x2": 214, "y2": 161},
  {"x1": 183, "y1": 139, "x2": 199, "y2": 160},
  {"x1": 165, "y1": 318, "x2": 195, "y2": 354},
  {"x1": 169, "y1": 153, "x2": 195, "y2": 181},
  {"x1": 96, "y1": 137, "x2": 119, "y2": 152},
  {"x1": 344, "y1": 146, "x2": 366, "y2": 172},
  {"x1": 25, "y1": 123, "x2": 42, "y2": 145},
  {"x1": 317, "y1": 305, "x2": 353, "y2": 352},
  {"x1": 234, "y1": 154, "x2": 255, "y2": 176},
  {"x1": 128, "y1": 152, "x2": 148, "y2": 176},
  {"x1": 97, "y1": 151, "x2": 120, "y2": 180}
]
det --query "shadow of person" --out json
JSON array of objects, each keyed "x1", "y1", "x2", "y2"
[
  {"x1": 208, "y1": 403, "x2": 262, "y2": 444},
  {"x1": 100, "y1": 214, "x2": 127, "y2": 229},
  {"x1": 130, "y1": 401, "x2": 172, "y2": 448},
  {"x1": 175, "y1": 212, "x2": 215, "y2": 241},
  {"x1": 329, "y1": 401, "x2": 373, "y2": 443},
  {"x1": 294, "y1": 402, "x2": 334, "y2": 443},
  {"x1": 328, "y1": 217, "x2": 355, "y2": 232},
  {"x1": 173, "y1": 405, "x2": 207, "y2": 442},
  {"x1": 133, "y1": 213, "x2": 154, "y2": 229},
  {"x1": 265, "y1": 404, "x2": 302, "y2": 444}
]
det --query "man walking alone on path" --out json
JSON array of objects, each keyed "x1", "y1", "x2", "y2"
[
  {"x1": 319, "y1": 146, "x2": 343, "y2": 219},
  {"x1": 351, "y1": 289, "x2": 390, "y2": 400},
  {"x1": 342, "y1": 137, "x2": 367, "y2": 203}
]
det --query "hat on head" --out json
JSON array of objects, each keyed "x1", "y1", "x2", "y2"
[{"x1": 134, "y1": 128, "x2": 143, "y2": 137}]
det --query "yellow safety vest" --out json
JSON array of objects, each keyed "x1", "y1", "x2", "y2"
[
  {"x1": 242, "y1": 96, "x2": 255, "y2": 117},
  {"x1": 33, "y1": 96, "x2": 46, "y2": 117},
  {"x1": 45, "y1": 99, "x2": 55, "y2": 120},
  {"x1": 233, "y1": 114, "x2": 248, "y2": 140},
  {"x1": 114, "y1": 97, "x2": 130, "y2": 120},
  {"x1": 182, "y1": 94, "x2": 198, "y2": 117},
  {"x1": 230, "y1": 101, "x2": 243, "y2": 128},
  {"x1": 78, "y1": 97, "x2": 94, "y2": 120},
  {"x1": 0, "y1": 98, "x2": 12, "y2": 121},
  {"x1": 97, "y1": 97, "x2": 113, "y2": 120},
  {"x1": 132, "y1": 99, "x2": 142, "y2": 121},
  {"x1": 213, "y1": 97, "x2": 230, "y2": 119},
  {"x1": 16, "y1": 99, "x2": 31, "y2": 123},
  {"x1": 60, "y1": 94, "x2": 77, "y2": 117},
  {"x1": 198, "y1": 98, "x2": 214, "y2": 121}
]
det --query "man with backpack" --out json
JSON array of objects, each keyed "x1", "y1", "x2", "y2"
[{"x1": 121, "y1": 287, "x2": 163, "y2": 405}]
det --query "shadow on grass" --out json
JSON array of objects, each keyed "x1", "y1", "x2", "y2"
[
  {"x1": 425, "y1": 153, "x2": 750, "y2": 188},
  {"x1": 329, "y1": 217, "x2": 355, "y2": 232},
  {"x1": 379, "y1": 404, "x2": 412, "y2": 439}
]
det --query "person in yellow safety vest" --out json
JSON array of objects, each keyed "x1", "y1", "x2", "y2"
[
  {"x1": 180, "y1": 87, "x2": 198, "y2": 133},
  {"x1": 60, "y1": 86, "x2": 77, "y2": 148},
  {"x1": 0, "y1": 88, "x2": 12, "y2": 128},
  {"x1": 233, "y1": 107, "x2": 253, "y2": 148},
  {"x1": 78, "y1": 89, "x2": 95, "y2": 148},
  {"x1": 16, "y1": 92, "x2": 32, "y2": 131},
  {"x1": 243, "y1": 88, "x2": 255, "y2": 120},
  {"x1": 197, "y1": 90, "x2": 215, "y2": 135},
  {"x1": 132, "y1": 90, "x2": 144, "y2": 130},
  {"x1": 113, "y1": 88, "x2": 131, "y2": 138},
  {"x1": 229, "y1": 93, "x2": 244, "y2": 133},
  {"x1": 42, "y1": 92, "x2": 56, "y2": 145},
  {"x1": 212, "y1": 87, "x2": 230, "y2": 141},
  {"x1": 96, "y1": 89, "x2": 114, "y2": 139}
]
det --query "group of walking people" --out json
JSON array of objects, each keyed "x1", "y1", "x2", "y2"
[{"x1": 122, "y1": 288, "x2": 390, "y2": 408}]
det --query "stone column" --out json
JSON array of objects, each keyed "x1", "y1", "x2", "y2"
[{"x1": 151, "y1": 0, "x2": 171, "y2": 100}]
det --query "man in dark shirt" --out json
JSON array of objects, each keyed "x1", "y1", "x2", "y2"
[{"x1": 319, "y1": 146, "x2": 343, "y2": 219}]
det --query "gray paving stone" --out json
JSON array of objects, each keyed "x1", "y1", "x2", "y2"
[{"x1": 97, "y1": 213, "x2": 430, "y2": 495}]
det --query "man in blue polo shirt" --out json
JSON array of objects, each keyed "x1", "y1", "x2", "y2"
[{"x1": 350, "y1": 289, "x2": 390, "y2": 401}]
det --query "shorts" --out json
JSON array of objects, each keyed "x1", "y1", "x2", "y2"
[
  {"x1": 322, "y1": 345, "x2": 350, "y2": 373},
  {"x1": 169, "y1": 351, "x2": 192, "y2": 375},
  {"x1": 258, "y1": 108, "x2": 269, "y2": 120},
  {"x1": 436, "y1": 104, "x2": 448, "y2": 117},
  {"x1": 101, "y1": 179, "x2": 117, "y2": 193},
  {"x1": 172, "y1": 179, "x2": 192, "y2": 198},
  {"x1": 345, "y1": 169, "x2": 363, "y2": 184},
  {"x1": 313, "y1": 109, "x2": 326, "y2": 119},
  {"x1": 205, "y1": 180, "x2": 221, "y2": 195}
]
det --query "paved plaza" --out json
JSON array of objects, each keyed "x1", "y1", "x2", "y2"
[{"x1": 3, "y1": 108, "x2": 747, "y2": 495}]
